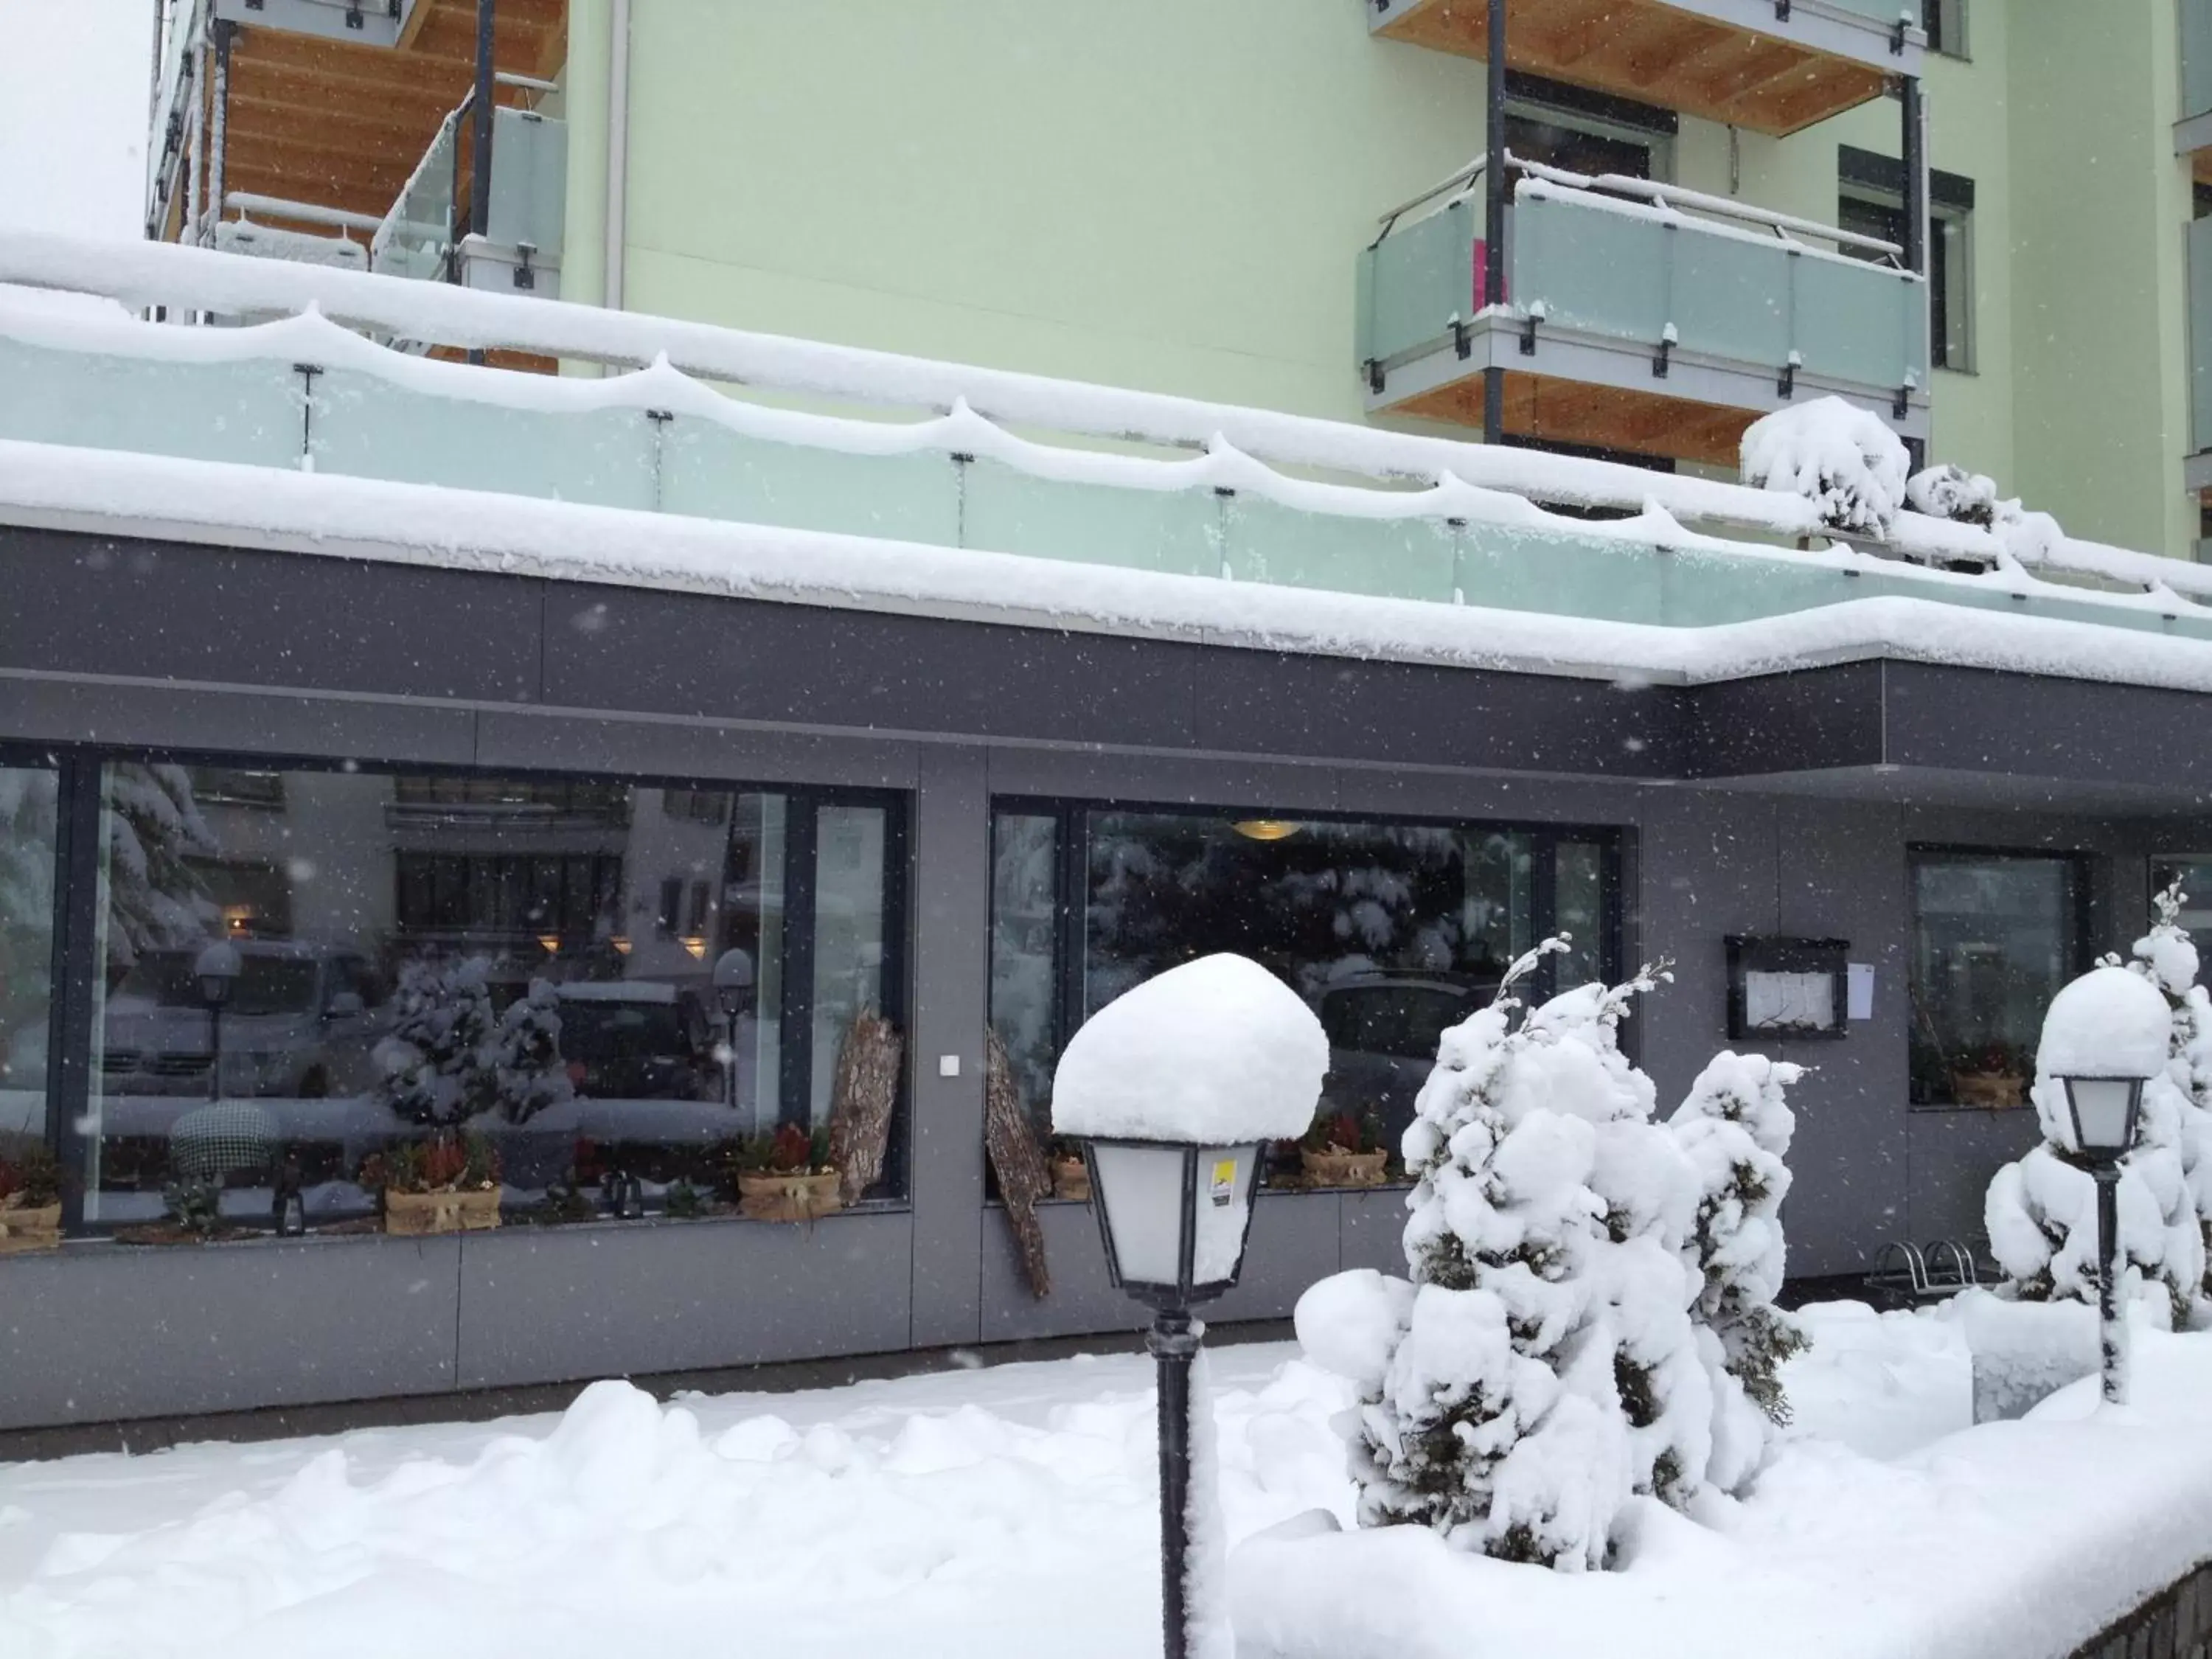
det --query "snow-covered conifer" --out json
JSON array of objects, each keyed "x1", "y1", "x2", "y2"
[
  {"x1": 1666, "y1": 1051, "x2": 1806, "y2": 1490},
  {"x1": 100, "y1": 762, "x2": 218, "y2": 967},
  {"x1": 1740, "y1": 397, "x2": 1908, "y2": 538},
  {"x1": 375, "y1": 956, "x2": 498, "y2": 1127},
  {"x1": 492, "y1": 977, "x2": 572, "y2": 1124},
  {"x1": 1313, "y1": 942, "x2": 1709, "y2": 1570}
]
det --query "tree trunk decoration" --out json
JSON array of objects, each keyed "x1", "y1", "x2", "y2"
[
  {"x1": 827, "y1": 1009, "x2": 902, "y2": 1207},
  {"x1": 985, "y1": 1029, "x2": 1051, "y2": 1298}
]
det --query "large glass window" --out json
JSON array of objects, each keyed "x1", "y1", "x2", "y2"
[
  {"x1": 1907, "y1": 850, "x2": 2081, "y2": 1108},
  {"x1": 79, "y1": 761, "x2": 902, "y2": 1229},
  {"x1": 0, "y1": 763, "x2": 59, "y2": 1156},
  {"x1": 989, "y1": 804, "x2": 1618, "y2": 1172}
]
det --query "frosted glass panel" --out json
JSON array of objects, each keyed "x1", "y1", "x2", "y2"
[{"x1": 0, "y1": 337, "x2": 302, "y2": 468}]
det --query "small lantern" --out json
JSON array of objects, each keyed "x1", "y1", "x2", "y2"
[
  {"x1": 1085, "y1": 1138, "x2": 1266, "y2": 1310},
  {"x1": 712, "y1": 948, "x2": 756, "y2": 1020},
  {"x1": 2059, "y1": 1076, "x2": 2146, "y2": 1161},
  {"x1": 195, "y1": 941, "x2": 242, "y2": 1008}
]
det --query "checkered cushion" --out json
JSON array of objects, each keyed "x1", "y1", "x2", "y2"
[{"x1": 167, "y1": 1102, "x2": 281, "y2": 1181}]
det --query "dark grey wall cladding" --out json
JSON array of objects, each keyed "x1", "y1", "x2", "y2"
[
  {"x1": 1887, "y1": 664, "x2": 2212, "y2": 791},
  {"x1": 1681, "y1": 662, "x2": 1885, "y2": 778},
  {"x1": 454, "y1": 1214, "x2": 914, "y2": 1391},
  {"x1": 0, "y1": 1235, "x2": 459, "y2": 1432},
  {"x1": 0, "y1": 532, "x2": 539, "y2": 705},
  {"x1": 978, "y1": 1194, "x2": 1342, "y2": 1344}
]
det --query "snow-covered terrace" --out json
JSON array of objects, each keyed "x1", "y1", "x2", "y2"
[{"x1": 2, "y1": 231, "x2": 2210, "y2": 692}]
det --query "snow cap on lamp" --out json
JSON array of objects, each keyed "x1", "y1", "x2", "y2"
[
  {"x1": 1051, "y1": 953, "x2": 1328, "y2": 1144},
  {"x1": 2034, "y1": 964, "x2": 2170, "y2": 1156}
]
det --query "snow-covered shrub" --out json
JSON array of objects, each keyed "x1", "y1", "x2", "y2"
[
  {"x1": 1984, "y1": 961, "x2": 2206, "y2": 1326},
  {"x1": 1666, "y1": 1052, "x2": 1806, "y2": 1491},
  {"x1": 1303, "y1": 943, "x2": 1713, "y2": 1571},
  {"x1": 491, "y1": 977, "x2": 573, "y2": 1125},
  {"x1": 1905, "y1": 463, "x2": 1997, "y2": 527},
  {"x1": 100, "y1": 762, "x2": 219, "y2": 968},
  {"x1": 2118, "y1": 883, "x2": 2212, "y2": 1293},
  {"x1": 1740, "y1": 397, "x2": 1909, "y2": 538},
  {"x1": 375, "y1": 956, "x2": 498, "y2": 1127}
]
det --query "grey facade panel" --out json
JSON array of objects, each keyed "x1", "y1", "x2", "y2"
[
  {"x1": 0, "y1": 674, "x2": 479, "y2": 766},
  {"x1": 1193, "y1": 651, "x2": 1682, "y2": 776},
  {"x1": 1685, "y1": 663, "x2": 1886, "y2": 779},
  {"x1": 538, "y1": 582, "x2": 1202, "y2": 749},
  {"x1": 0, "y1": 1235, "x2": 459, "y2": 1431},
  {"x1": 978, "y1": 1193, "x2": 1342, "y2": 1343},
  {"x1": 908, "y1": 746, "x2": 990, "y2": 1348},
  {"x1": 471, "y1": 709, "x2": 921, "y2": 790},
  {"x1": 1340, "y1": 1189, "x2": 1411, "y2": 1275},
  {"x1": 453, "y1": 1214, "x2": 914, "y2": 1391},
  {"x1": 0, "y1": 533, "x2": 540, "y2": 705},
  {"x1": 1885, "y1": 664, "x2": 2212, "y2": 791},
  {"x1": 1908, "y1": 1109, "x2": 2042, "y2": 1248}
]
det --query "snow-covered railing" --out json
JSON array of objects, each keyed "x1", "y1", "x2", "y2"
[
  {"x1": 1, "y1": 231, "x2": 2208, "y2": 619},
  {"x1": 1504, "y1": 156, "x2": 1906, "y2": 263}
]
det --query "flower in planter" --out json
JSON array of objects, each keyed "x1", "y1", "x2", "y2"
[
  {"x1": 373, "y1": 1130, "x2": 502, "y2": 1196},
  {"x1": 160, "y1": 1177, "x2": 225, "y2": 1239},
  {"x1": 663, "y1": 1180, "x2": 708, "y2": 1220},
  {"x1": 723, "y1": 1121, "x2": 835, "y2": 1181},
  {"x1": 1302, "y1": 1109, "x2": 1386, "y2": 1156},
  {"x1": 0, "y1": 1144, "x2": 63, "y2": 1211}
]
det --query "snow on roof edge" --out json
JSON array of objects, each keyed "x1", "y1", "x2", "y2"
[{"x1": 10, "y1": 438, "x2": 2212, "y2": 703}]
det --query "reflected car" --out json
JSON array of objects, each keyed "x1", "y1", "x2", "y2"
[
  {"x1": 100, "y1": 941, "x2": 389, "y2": 1098},
  {"x1": 555, "y1": 981, "x2": 717, "y2": 1101},
  {"x1": 1315, "y1": 975, "x2": 1494, "y2": 1151}
]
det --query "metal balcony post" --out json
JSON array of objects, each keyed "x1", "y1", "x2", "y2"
[
  {"x1": 470, "y1": 0, "x2": 496, "y2": 240},
  {"x1": 206, "y1": 18, "x2": 232, "y2": 242},
  {"x1": 1483, "y1": 0, "x2": 1507, "y2": 445},
  {"x1": 1901, "y1": 74, "x2": 1927, "y2": 278}
]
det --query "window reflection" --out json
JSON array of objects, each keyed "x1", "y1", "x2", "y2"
[
  {"x1": 987, "y1": 805, "x2": 1613, "y2": 1175},
  {"x1": 83, "y1": 763, "x2": 900, "y2": 1229},
  {"x1": 1907, "y1": 850, "x2": 2080, "y2": 1108},
  {"x1": 0, "y1": 765, "x2": 58, "y2": 1158}
]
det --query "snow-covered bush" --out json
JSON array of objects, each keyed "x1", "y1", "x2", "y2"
[
  {"x1": 100, "y1": 762, "x2": 219, "y2": 968},
  {"x1": 1740, "y1": 397, "x2": 1908, "y2": 538},
  {"x1": 1985, "y1": 961, "x2": 2206, "y2": 1326},
  {"x1": 1905, "y1": 463, "x2": 1997, "y2": 527},
  {"x1": 1302, "y1": 943, "x2": 1715, "y2": 1571},
  {"x1": 2116, "y1": 883, "x2": 2212, "y2": 1293},
  {"x1": 491, "y1": 977, "x2": 573, "y2": 1125},
  {"x1": 1666, "y1": 1052, "x2": 1807, "y2": 1489},
  {"x1": 375, "y1": 956, "x2": 498, "y2": 1127}
]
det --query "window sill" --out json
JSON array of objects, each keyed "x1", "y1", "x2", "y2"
[{"x1": 1908, "y1": 1101, "x2": 2034, "y2": 1116}]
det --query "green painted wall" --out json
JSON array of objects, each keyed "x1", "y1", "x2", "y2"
[{"x1": 558, "y1": 0, "x2": 2194, "y2": 557}]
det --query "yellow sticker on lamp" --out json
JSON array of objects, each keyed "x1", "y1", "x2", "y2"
[{"x1": 1209, "y1": 1158, "x2": 1237, "y2": 1207}]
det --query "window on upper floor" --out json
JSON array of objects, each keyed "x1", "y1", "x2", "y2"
[
  {"x1": 1922, "y1": 0, "x2": 1969, "y2": 60},
  {"x1": 1503, "y1": 73, "x2": 1676, "y2": 184},
  {"x1": 1839, "y1": 146, "x2": 1975, "y2": 375}
]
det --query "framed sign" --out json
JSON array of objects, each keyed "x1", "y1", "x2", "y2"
[{"x1": 1725, "y1": 936, "x2": 1849, "y2": 1040}]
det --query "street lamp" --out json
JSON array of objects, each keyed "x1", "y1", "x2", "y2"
[
  {"x1": 1054, "y1": 954, "x2": 1327, "y2": 1659},
  {"x1": 194, "y1": 941, "x2": 242, "y2": 1103},
  {"x1": 2040, "y1": 964, "x2": 2170, "y2": 1406},
  {"x1": 712, "y1": 948, "x2": 754, "y2": 1116}
]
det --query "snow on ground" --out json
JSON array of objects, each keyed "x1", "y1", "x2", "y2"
[{"x1": 0, "y1": 1310, "x2": 2193, "y2": 1659}]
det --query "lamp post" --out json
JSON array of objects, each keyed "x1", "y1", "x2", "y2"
[
  {"x1": 712, "y1": 948, "x2": 755, "y2": 1117},
  {"x1": 1052, "y1": 954, "x2": 1328, "y2": 1659},
  {"x1": 2057, "y1": 1073, "x2": 2147, "y2": 1405},
  {"x1": 2039, "y1": 963, "x2": 2170, "y2": 1408},
  {"x1": 194, "y1": 941, "x2": 241, "y2": 1103}
]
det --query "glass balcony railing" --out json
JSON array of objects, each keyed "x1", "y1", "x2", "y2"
[
  {"x1": 2192, "y1": 216, "x2": 2212, "y2": 458},
  {"x1": 1356, "y1": 163, "x2": 1929, "y2": 451},
  {"x1": 371, "y1": 102, "x2": 568, "y2": 298},
  {"x1": 2185, "y1": 0, "x2": 2212, "y2": 129}
]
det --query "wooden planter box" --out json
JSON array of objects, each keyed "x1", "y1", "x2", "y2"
[
  {"x1": 1050, "y1": 1156, "x2": 1091, "y2": 1203},
  {"x1": 1301, "y1": 1148, "x2": 1389, "y2": 1189},
  {"x1": 1951, "y1": 1071, "x2": 2025, "y2": 1110},
  {"x1": 384, "y1": 1186, "x2": 503, "y2": 1237},
  {"x1": 737, "y1": 1170, "x2": 843, "y2": 1223},
  {"x1": 0, "y1": 1197, "x2": 61, "y2": 1256}
]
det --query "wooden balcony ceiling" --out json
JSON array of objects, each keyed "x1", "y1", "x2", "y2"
[
  {"x1": 1377, "y1": 0, "x2": 1891, "y2": 138},
  {"x1": 218, "y1": 0, "x2": 564, "y2": 233},
  {"x1": 1392, "y1": 369, "x2": 1754, "y2": 469}
]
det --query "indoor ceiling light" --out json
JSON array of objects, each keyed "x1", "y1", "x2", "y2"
[{"x1": 1231, "y1": 818, "x2": 1301, "y2": 842}]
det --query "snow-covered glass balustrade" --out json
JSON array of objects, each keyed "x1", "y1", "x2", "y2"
[
  {"x1": 1368, "y1": 0, "x2": 1921, "y2": 136},
  {"x1": 370, "y1": 102, "x2": 568, "y2": 298},
  {"x1": 1, "y1": 232, "x2": 2211, "y2": 655},
  {"x1": 74, "y1": 762, "x2": 904, "y2": 1231},
  {"x1": 1357, "y1": 160, "x2": 1930, "y2": 462}
]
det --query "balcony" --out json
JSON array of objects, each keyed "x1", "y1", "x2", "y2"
[
  {"x1": 2182, "y1": 0, "x2": 2212, "y2": 179},
  {"x1": 372, "y1": 100, "x2": 568, "y2": 298},
  {"x1": 0, "y1": 233, "x2": 2195, "y2": 675},
  {"x1": 1368, "y1": 0, "x2": 1922, "y2": 137},
  {"x1": 149, "y1": 0, "x2": 563, "y2": 264},
  {"x1": 1356, "y1": 161, "x2": 1929, "y2": 463}
]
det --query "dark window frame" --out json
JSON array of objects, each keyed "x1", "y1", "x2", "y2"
[
  {"x1": 1838, "y1": 145, "x2": 1975, "y2": 374},
  {"x1": 1905, "y1": 844, "x2": 2090, "y2": 1112},
  {"x1": 987, "y1": 793, "x2": 1629, "y2": 1133},
  {"x1": 34, "y1": 744, "x2": 913, "y2": 1231}
]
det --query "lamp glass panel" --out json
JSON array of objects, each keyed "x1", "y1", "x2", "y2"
[
  {"x1": 2068, "y1": 1078, "x2": 2138, "y2": 1154},
  {"x1": 1090, "y1": 1141, "x2": 1191, "y2": 1288},
  {"x1": 1190, "y1": 1143, "x2": 1262, "y2": 1287}
]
